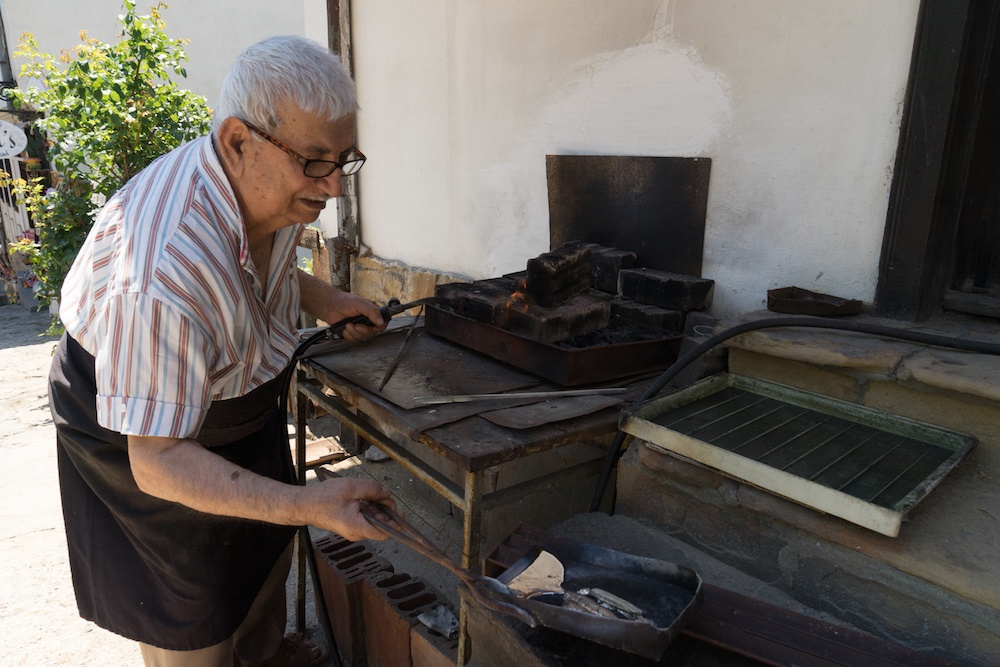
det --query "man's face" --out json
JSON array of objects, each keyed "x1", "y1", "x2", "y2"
[{"x1": 238, "y1": 103, "x2": 357, "y2": 233}]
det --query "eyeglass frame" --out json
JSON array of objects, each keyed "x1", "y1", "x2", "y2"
[{"x1": 241, "y1": 120, "x2": 366, "y2": 178}]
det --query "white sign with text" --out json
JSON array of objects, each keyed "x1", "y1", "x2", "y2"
[{"x1": 0, "y1": 120, "x2": 29, "y2": 159}]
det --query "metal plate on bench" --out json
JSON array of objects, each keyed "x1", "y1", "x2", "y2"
[{"x1": 621, "y1": 374, "x2": 977, "y2": 537}]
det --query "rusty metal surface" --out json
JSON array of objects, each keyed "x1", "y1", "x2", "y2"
[
  {"x1": 301, "y1": 330, "x2": 638, "y2": 471},
  {"x1": 425, "y1": 305, "x2": 683, "y2": 386},
  {"x1": 480, "y1": 394, "x2": 625, "y2": 430},
  {"x1": 308, "y1": 327, "x2": 541, "y2": 410}
]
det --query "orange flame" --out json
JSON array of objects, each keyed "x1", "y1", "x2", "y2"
[{"x1": 505, "y1": 279, "x2": 533, "y2": 315}]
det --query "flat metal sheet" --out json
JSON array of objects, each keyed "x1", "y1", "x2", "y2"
[
  {"x1": 546, "y1": 155, "x2": 711, "y2": 276},
  {"x1": 621, "y1": 374, "x2": 977, "y2": 537},
  {"x1": 308, "y1": 327, "x2": 541, "y2": 411},
  {"x1": 480, "y1": 394, "x2": 625, "y2": 430}
]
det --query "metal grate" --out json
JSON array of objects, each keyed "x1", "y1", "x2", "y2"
[
  {"x1": 650, "y1": 387, "x2": 955, "y2": 511},
  {"x1": 622, "y1": 375, "x2": 977, "y2": 536}
]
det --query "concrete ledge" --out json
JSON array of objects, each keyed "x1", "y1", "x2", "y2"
[
  {"x1": 616, "y1": 442, "x2": 1000, "y2": 666},
  {"x1": 724, "y1": 311, "x2": 1000, "y2": 471}
]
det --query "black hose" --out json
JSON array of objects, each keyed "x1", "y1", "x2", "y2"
[
  {"x1": 275, "y1": 326, "x2": 346, "y2": 666},
  {"x1": 588, "y1": 314, "x2": 1000, "y2": 512}
]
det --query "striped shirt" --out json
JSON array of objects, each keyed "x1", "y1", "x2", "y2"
[{"x1": 60, "y1": 136, "x2": 303, "y2": 439}]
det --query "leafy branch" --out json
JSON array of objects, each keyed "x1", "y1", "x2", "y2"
[{"x1": 5, "y1": 1, "x2": 212, "y2": 324}]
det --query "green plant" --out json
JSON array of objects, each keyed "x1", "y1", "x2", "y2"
[
  {"x1": 5, "y1": 1, "x2": 212, "y2": 324},
  {"x1": 6, "y1": 176, "x2": 92, "y2": 307}
]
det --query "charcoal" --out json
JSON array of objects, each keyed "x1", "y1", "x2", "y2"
[
  {"x1": 589, "y1": 246, "x2": 637, "y2": 294},
  {"x1": 618, "y1": 268, "x2": 715, "y2": 312},
  {"x1": 502, "y1": 270, "x2": 528, "y2": 283},
  {"x1": 525, "y1": 241, "x2": 593, "y2": 307},
  {"x1": 554, "y1": 322, "x2": 677, "y2": 349},
  {"x1": 611, "y1": 297, "x2": 684, "y2": 331},
  {"x1": 506, "y1": 290, "x2": 611, "y2": 344},
  {"x1": 435, "y1": 278, "x2": 517, "y2": 326}
]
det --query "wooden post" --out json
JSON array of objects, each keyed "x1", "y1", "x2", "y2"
[{"x1": 326, "y1": 0, "x2": 359, "y2": 294}]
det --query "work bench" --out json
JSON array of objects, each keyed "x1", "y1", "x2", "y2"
[{"x1": 291, "y1": 321, "x2": 652, "y2": 663}]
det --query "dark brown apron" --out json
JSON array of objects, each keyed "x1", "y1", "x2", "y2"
[{"x1": 49, "y1": 334, "x2": 297, "y2": 651}]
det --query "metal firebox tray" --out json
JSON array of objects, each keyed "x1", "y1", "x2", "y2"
[
  {"x1": 621, "y1": 374, "x2": 977, "y2": 537},
  {"x1": 424, "y1": 305, "x2": 683, "y2": 387}
]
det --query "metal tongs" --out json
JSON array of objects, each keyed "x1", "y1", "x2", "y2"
[{"x1": 360, "y1": 501, "x2": 540, "y2": 627}]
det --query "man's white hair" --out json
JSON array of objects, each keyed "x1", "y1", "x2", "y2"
[{"x1": 213, "y1": 35, "x2": 357, "y2": 134}]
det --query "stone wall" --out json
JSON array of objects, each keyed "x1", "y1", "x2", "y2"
[{"x1": 350, "y1": 254, "x2": 470, "y2": 309}]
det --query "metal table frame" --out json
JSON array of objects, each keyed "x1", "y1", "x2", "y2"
[{"x1": 291, "y1": 338, "x2": 631, "y2": 664}]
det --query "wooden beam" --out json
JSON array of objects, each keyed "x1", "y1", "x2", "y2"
[{"x1": 325, "y1": 0, "x2": 359, "y2": 293}]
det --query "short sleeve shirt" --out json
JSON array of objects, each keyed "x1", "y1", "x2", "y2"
[{"x1": 60, "y1": 136, "x2": 303, "y2": 439}]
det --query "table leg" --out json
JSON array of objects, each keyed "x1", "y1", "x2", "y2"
[{"x1": 458, "y1": 469, "x2": 483, "y2": 665}]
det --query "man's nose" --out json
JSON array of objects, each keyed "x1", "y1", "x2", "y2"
[{"x1": 317, "y1": 170, "x2": 344, "y2": 198}]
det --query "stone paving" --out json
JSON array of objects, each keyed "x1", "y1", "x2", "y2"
[{"x1": 0, "y1": 305, "x2": 139, "y2": 665}]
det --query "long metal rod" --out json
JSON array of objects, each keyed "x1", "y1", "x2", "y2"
[
  {"x1": 378, "y1": 307, "x2": 423, "y2": 391},
  {"x1": 413, "y1": 387, "x2": 627, "y2": 405},
  {"x1": 291, "y1": 369, "x2": 342, "y2": 667},
  {"x1": 294, "y1": 377, "x2": 308, "y2": 634}
]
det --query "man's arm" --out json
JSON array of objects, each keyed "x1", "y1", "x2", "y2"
[
  {"x1": 298, "y1": 269, "x2": 385, "y2": 341},
  {"x1": 128, "y1": 434, "x2": 392, "y2": 542}
]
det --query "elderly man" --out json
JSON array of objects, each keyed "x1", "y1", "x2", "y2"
[{"x1": 48, "y1": 36, "x2": 390, "y2": 666}]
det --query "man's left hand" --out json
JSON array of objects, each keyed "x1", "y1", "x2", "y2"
[
  {"x1": 326, "y1": 291, "x2": 386, "y2": 341},
  {"x1": 298, "y1": 269, "x2": 387, "y2": 341}
]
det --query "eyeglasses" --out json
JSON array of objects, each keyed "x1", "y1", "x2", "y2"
[{"x1": 242, "y1": 120, "x2": 366, "y2": 178}]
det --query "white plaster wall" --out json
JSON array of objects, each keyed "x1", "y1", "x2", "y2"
[{"x1": 352, "y1": 0, "x2": 920, "y2": 318}]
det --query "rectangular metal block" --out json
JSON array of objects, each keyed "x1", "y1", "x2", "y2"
[
  {"x1": 435, "y1": 278, "x2": 517, "y2": 326},
  {"x1": 618, "y1": 268, "x2": 715, "y2": 311},
  {"x1": 506, "y1": 290, "x2": 611, "y2": 343},
  {"x1": 526, "y1": 241, "x2": 593, "y2": 307},
  {"x1": 611, "y1": 297, "x2": 684, "y2": 331},
  {"x1": 424, "y1": 305, "x2": 683, "y2": 386},
  {"x1": 589, "y1": 245, "x2": 637, "y2": 294}
]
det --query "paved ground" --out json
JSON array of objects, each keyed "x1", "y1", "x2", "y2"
[{"x1": 0, "y1": 305, "x2": 140, "y2": 666}]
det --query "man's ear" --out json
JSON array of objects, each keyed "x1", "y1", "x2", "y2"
[{"x1": 215, "y1": 117, "x2": 254, "y2": 177}]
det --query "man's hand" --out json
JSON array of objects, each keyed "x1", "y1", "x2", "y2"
[
  {"x1": 300, "y1": 476, "x2": 397, "y2": 541},
  {"x1": 298, "y1": 269, "x2": 386, "y2": 341}
]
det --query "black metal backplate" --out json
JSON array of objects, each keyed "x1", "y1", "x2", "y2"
[{"x1": 546, "y1": 155, "x2": 712, "y2": 277}]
